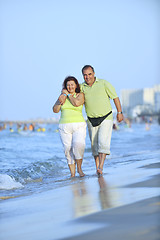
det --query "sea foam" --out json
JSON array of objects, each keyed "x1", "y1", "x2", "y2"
[{"x1": 0, "y1": 174, "x2": 23, "y2": 190}]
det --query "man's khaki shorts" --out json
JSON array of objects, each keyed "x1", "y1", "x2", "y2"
[{"x1": 87, "y1": 119, "x2": 113, "y2": 156}]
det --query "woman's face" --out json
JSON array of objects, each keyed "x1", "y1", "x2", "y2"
[{"x1": 66, "y1": 80, "x2": 77, "y2": 94}]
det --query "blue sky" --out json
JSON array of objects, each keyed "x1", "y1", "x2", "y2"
[{"x1": 0, "y1": 0, "x2": 159, "y2": 121}]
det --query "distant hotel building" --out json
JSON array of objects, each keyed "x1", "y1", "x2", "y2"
[{"x1": 120, "y1": 84, "x2": 160, "y2": 117}]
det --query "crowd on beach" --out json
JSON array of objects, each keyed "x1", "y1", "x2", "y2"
[
  {"x1": 0, "y1": 122, "x2": 46, "y2": 133},
  {"x1": 0, "y1": 116, "x2": 155, "y2": 133},
  {"x1": 0, "y1": 116, "x2": 154, "y2": 134}
]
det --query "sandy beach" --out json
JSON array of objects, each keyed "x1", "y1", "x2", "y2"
[
  {"x1": 1, "y1": 158, "x2": 160, "y2": 240},
  {"x1": 62, "y1": 173, "x2": 160, "y2": 240},
  {"x1": 63, "y1": 195, "x2": 160, "y2": 240}
]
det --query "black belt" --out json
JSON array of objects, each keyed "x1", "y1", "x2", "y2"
[{"x1": 88, "y1": 111, "x2": 112, "y2": 127}]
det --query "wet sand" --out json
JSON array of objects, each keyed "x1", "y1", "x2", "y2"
[
  {"x1": 62, "y1": 182, "x2": 160, "y2": 240},
  {"x1": 0, "y1": 160, "x2": 160, "y2": 240}
]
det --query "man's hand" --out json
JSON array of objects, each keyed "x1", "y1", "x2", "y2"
[
  {"x1": 113, "y1": 97, "x2": 124, "y2": 123},
  {"x1": 117, "y1": 113, "x2": 124, "y2": 122},
  {"x1": 62, "y1": 89, "x2": 69, "y2": 95}
]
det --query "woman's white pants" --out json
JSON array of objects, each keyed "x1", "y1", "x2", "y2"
[{"x1": 59, "y1": 122, "x2": 86, "y2": 164}]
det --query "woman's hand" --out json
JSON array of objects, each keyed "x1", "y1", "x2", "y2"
[{"x1": 59, "y1": 94, "x2": 67, "y2": 105}]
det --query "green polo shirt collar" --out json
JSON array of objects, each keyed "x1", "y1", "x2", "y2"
[{"x1": 83, "y1": 77, "x2": 99, "y2": 86}]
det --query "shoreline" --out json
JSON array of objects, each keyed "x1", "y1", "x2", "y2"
[{"x1": 0, "y1": 160, "x2": 160, "y2": 240}]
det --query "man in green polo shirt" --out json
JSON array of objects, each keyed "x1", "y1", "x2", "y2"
[{"x1": 81, "y1": 65, "x2": 123, "y2": 176}]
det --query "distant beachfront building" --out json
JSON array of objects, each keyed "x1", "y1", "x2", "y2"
[
  {"x1": 121, "y1": 89, "x2": 143, "y2": 114},
  {"x1": 155, "y1": 92, "x2": 160, "y2": 112},
  {"x1": 153, "y1": 85, "x2": 160, "y2": 112},
  {"x1": 120, "y1": 84, "x2": 160, "y2": 116}
]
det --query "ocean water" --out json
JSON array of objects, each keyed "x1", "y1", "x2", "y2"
[{"x1": 0, "y1": 122, "x2": 160, "y2": 200}]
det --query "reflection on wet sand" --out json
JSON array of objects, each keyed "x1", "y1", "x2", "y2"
[
  {"x1": 71, "y1": 176, "x2": 111, "y2": 218},
  {"x1": 98, "y1": 176, "x2": 111, "y2": 210},
  {"x1": 72, "y1": 181, "x2": 96, "y2": 218}
]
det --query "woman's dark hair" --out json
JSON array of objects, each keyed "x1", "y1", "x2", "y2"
[{"x1": 63, "y1": 76, "x2": 80, "y2": 93}]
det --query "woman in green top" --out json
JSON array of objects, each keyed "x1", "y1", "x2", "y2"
[{"x1": 53, "y1": 76, "x2": 86, "y2": 177}]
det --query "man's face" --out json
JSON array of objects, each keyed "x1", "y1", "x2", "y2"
[{"x1": 82, "y1": 67, "x2": 95, "y2": 86}]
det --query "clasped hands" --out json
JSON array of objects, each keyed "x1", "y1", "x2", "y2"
[{"x1": 58, "y1": 89, "x2": 69, "y2": 105}]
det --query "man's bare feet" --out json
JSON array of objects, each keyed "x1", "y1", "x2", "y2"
[{"x1": 97, "y1": 168, "x2": 103, "y2": 176}]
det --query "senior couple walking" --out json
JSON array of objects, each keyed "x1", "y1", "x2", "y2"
[{"x1": 53, "y1": 65, "x2": 123, "y2": 177}]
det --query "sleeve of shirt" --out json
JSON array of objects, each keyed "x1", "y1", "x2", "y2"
[
  {"x1": 80, "y1": 83, "x2": 84, "y2": 93},
  {"x1": 104, "y1": 80, "x2": 118, "y2": 99}
]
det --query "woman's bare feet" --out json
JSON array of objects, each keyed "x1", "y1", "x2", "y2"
[
  {"x1": 76, "y1": 159, "x2": 85, "y2": 177},
  {"x1": 78, "y1": 170, "x2": 85, "y2": 177},
  {"x1": 68, "y1": 164, "x2": 76, "y2": 177}
]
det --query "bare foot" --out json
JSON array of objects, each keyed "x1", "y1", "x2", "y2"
[
  {"x1": 97, "y1": 168, "x2": 103, "y2": 176},
  {"x1": 78, "y1": 169, "x2": 85, "y2": 177},
  {"x1": 77, "y1": 168, "x2": 85, "y2": 177},
  {"x1": 79, "y1": 171, "x2": 85, "y2": 177},
  {"x1": 71, "y1": 174, "x2": 75, "y2": 178}
]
